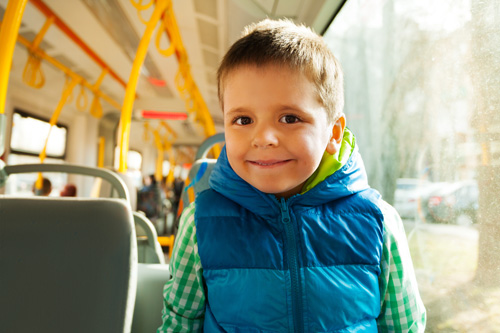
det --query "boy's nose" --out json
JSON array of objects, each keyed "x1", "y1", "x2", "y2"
[{"x1": 252, "y1": 127, "x2": 279, "y2": 148}]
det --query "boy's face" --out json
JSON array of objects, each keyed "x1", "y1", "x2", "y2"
[{"x1": 222, "y1": 64, "x2": 342, "y2": 198}]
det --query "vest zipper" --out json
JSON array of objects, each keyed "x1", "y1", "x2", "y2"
[{"x1": 280, "y1": 197, "x2": 304, "y2": 333}]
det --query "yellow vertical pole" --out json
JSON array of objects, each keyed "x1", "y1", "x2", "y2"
[
  {"x1": 36, "y1": 76, "x2": 79, "y2": 191},
  {"x1": 166, "y1": 145, "x2": 175, "y2": 186},
  {"x1": 153, "y1": 130, "x2": 164, "y2": 182},
  {"x1": 39, "y1": 76, "x2": 80, "y2": 163},
  {"x1": 98, "y1": 136, "x2": 105, "y2": 168},
  {"x1": 117, "y1": 0, "x2": 168, "y2": 172},
  {"x1": 0, "y1": 0, "x2": 28, "y2": 157},
  {"x1": 0, "y1": 0, "x2": 28, "y2": 115}
]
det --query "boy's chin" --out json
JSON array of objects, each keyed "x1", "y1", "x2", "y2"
[{"x1": 253, "y1": 184, "x2": 303, "y2": 199}]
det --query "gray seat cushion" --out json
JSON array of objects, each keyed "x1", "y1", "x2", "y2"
[{"x1": 0, "y1": 197, "x2": 137, "y2": 333}]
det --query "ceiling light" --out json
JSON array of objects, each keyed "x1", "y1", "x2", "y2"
[{"x1": 141, "y1": 110, "x2": 188, "y2": 120}]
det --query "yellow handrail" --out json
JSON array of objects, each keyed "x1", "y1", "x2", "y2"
[
  {"x1": 31, "y1": 16, "x2": 54, "y2": 49},
  {"x1": 16, "y1": 34, "x2": 121, "y2": 110},
  {"x1": 22, "y1": 16, "x2": 54, "y2": 89},
  {"x1": 0, "y1": 0, "x2": 28, "y2": 115},
  {"x1": 38, "y1": 76, "x2": 80, "y2": 163},
  {"x1": 118, "y1": 0, "x2": 168, "y2": 172},
  {"x1": 160, "y1": 120, "x2": 178, "y2": 140},
  {"x1": 30, "y1": 0, "x2": 129, "y2": 93},
  {"x1": 157, "y1": 235, "x2": 175, "y2": 259},
  {"x1": 155, "y1": 4, "x2": 177, "y2": 58},
  {"x1": 158, "y1": 7, "x2": 219, "y2": 156}
]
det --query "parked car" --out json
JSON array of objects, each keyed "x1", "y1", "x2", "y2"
[
  {"x1": 424, "y1": 180, "x2": 479, "y2": 226},
  {"x1": 393, "y1": 178, "x2": 439, "y2": 220}
]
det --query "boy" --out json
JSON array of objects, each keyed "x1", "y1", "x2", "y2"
[{"x1": 159, "y1": 19, "x2": 426, "y2": 332}]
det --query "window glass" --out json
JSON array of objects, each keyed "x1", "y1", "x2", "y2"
[
  {"x1": 324, "y1": 0, "x2": 500, "y2": 330},
  {"x1": 114, "y1": 147, "x2": 143, "y2": 188},
  {"x1": 10, "y1": 111, "x2": 67, "y2": 157},
  {"x1": 5, "y1": 154, "x2": 67, "y2": 196}
]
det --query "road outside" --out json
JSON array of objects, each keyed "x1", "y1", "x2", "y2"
[{"x1": 404, "y1": 220, "x2": 500, "y2": 332}]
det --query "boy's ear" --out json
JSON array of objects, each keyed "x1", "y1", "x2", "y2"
[{"x1": 326, "y1": 114, "x2": 346, "y2": 155}]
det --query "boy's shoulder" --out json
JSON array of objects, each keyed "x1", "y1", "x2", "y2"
[{"x1": 376, "y1": 199, "x2": 405, "y2": 235}]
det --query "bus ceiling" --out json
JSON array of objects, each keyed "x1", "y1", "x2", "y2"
[{"x1": 0, "y1": 0, "x2": 345, "y2": 167}]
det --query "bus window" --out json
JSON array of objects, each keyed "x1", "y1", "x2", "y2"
[
  {"x1": 324, "y1": 0, "x2": 500, "y2": 330},
  {"x1": 7, "y1": 111, "x2": 68, "y2": 196},
  {"x1": 10, "y1": 110, "x2": 67, "y2": 158},
  {"x1": 5, "y1": 154, "x2": 66, "y2": 196},
  {"x1": 114, "y1": 147, "x2": 142, "y2": 189}
]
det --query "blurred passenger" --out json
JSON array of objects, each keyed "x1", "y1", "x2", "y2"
[
  {"x1": 137, "y1": 174, "x2": 162, "y2": 219},
  {"x1": 60, "y1": 183, "x2": 77, "y2": 197},
  {"x1": 171, "y1": 176, "x2": 184, "y2": 216},
  {"x1": 32, "y1": 177, "x2": 52, "y2": 196}
]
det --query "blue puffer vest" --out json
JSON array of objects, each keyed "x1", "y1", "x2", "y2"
[{"x1": 195, "y1": 146, "x2": 384, "y2": 332}]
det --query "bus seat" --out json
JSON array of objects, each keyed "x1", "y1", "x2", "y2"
[
  {"x1": 93, "y1": 169, "x2": 138, "y2": 211},
  {"x1": 132, "y1": 263, "x2": 171, "y2": 333},
  {"x1": 134, "y1": 212, "x2": 165, "y2": 264},
  {"x1": 0, "y1": 196, "x2": 137, "y2": 333},
  {"x1": 178, "y1": 133, "x2": 225, "y2": 220},
  {"x1": 180, "y1": 158, "x2": 216, "y2": 207}
]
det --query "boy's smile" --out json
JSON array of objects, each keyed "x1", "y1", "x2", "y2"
[{"x1": 222, "y1": 64, "x2": 342, "y2": 198}]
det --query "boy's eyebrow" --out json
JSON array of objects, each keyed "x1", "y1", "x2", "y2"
[
  {"x1": 226, "y1": 104, "x2": 307, "y2": 114},
  {"x1": 224, "y1": 107, "x2": 248, "y2": 116}
]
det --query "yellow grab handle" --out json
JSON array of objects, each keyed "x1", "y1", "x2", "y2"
[
  {"x1": 130, "y1": 0, "x2": 154, "y2": 12},
  {"x1": 22, "y1": 54, "x2": 45, "y2": 88},
  {"x1": 155, "y1": 7, "x2": 177, "y2": 57},
  {"x1": 90, "y1": 95, "x2": 103, "y2": 118},
  {"x1": 21, "y1": 11, "x2": 53, "y2": 89},
  {"x1": 76, "y1": 84, "x2": 88, "y2": 111},
  {"x1": 39, "y1": 76, "x2": 80, "y2": 162}
]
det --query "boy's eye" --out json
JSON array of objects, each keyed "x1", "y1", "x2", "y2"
[
  {"x1": 234, "y1": 116, "x2": 253, "y2": 125},
  {"x1": 279, "y1": 115, "x2": 300, "y2": 124}
]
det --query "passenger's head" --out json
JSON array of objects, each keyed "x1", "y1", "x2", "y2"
[
  {"x1": 33, "y1": 177, "x2": 52, "y2": 196},
  {"x1": 218, "y1": 19, "x2": 346, "y2": 198},
  {"x1": 60, "y1": 184, "x2": 77, "y2": 197},
  {"x1": 217, "y1": 18, "x2": 344, "y2": 123}
]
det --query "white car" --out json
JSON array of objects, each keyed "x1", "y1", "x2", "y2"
[{"x1": 393, "y1": 178, "x2": 439, "y2": 220}]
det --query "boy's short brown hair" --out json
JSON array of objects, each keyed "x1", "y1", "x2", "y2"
[{"x1": 217, "y1": 19, "x2": 344, "y2": 122}]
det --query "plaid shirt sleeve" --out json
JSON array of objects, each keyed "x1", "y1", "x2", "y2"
[
  {"x1": 158, "y1": 203, "x2": 205, "y2": 333},
  {"x1": 377, "y1": 200, "x2": 427, "y2": 332}
]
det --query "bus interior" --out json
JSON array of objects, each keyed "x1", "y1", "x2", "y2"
[{"x1": 1, "y1": 0, "x2": 499, "y2": 332}]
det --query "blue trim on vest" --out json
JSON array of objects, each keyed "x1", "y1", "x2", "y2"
[{"x1": 195, "y1": 146, "x2": 384, "y2": 332}]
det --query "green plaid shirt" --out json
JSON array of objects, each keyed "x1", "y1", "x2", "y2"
[{"x1": 158, "y1": 200, "x2": 426, "y2": 332}]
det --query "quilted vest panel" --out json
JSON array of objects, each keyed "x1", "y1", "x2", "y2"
[{"x1": 195, "y1": 188, "x2": 384, "y2": 332}]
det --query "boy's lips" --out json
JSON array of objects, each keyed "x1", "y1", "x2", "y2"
[{"x1": 247, "y1": 159, "x2": 292, "y2": 167}]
